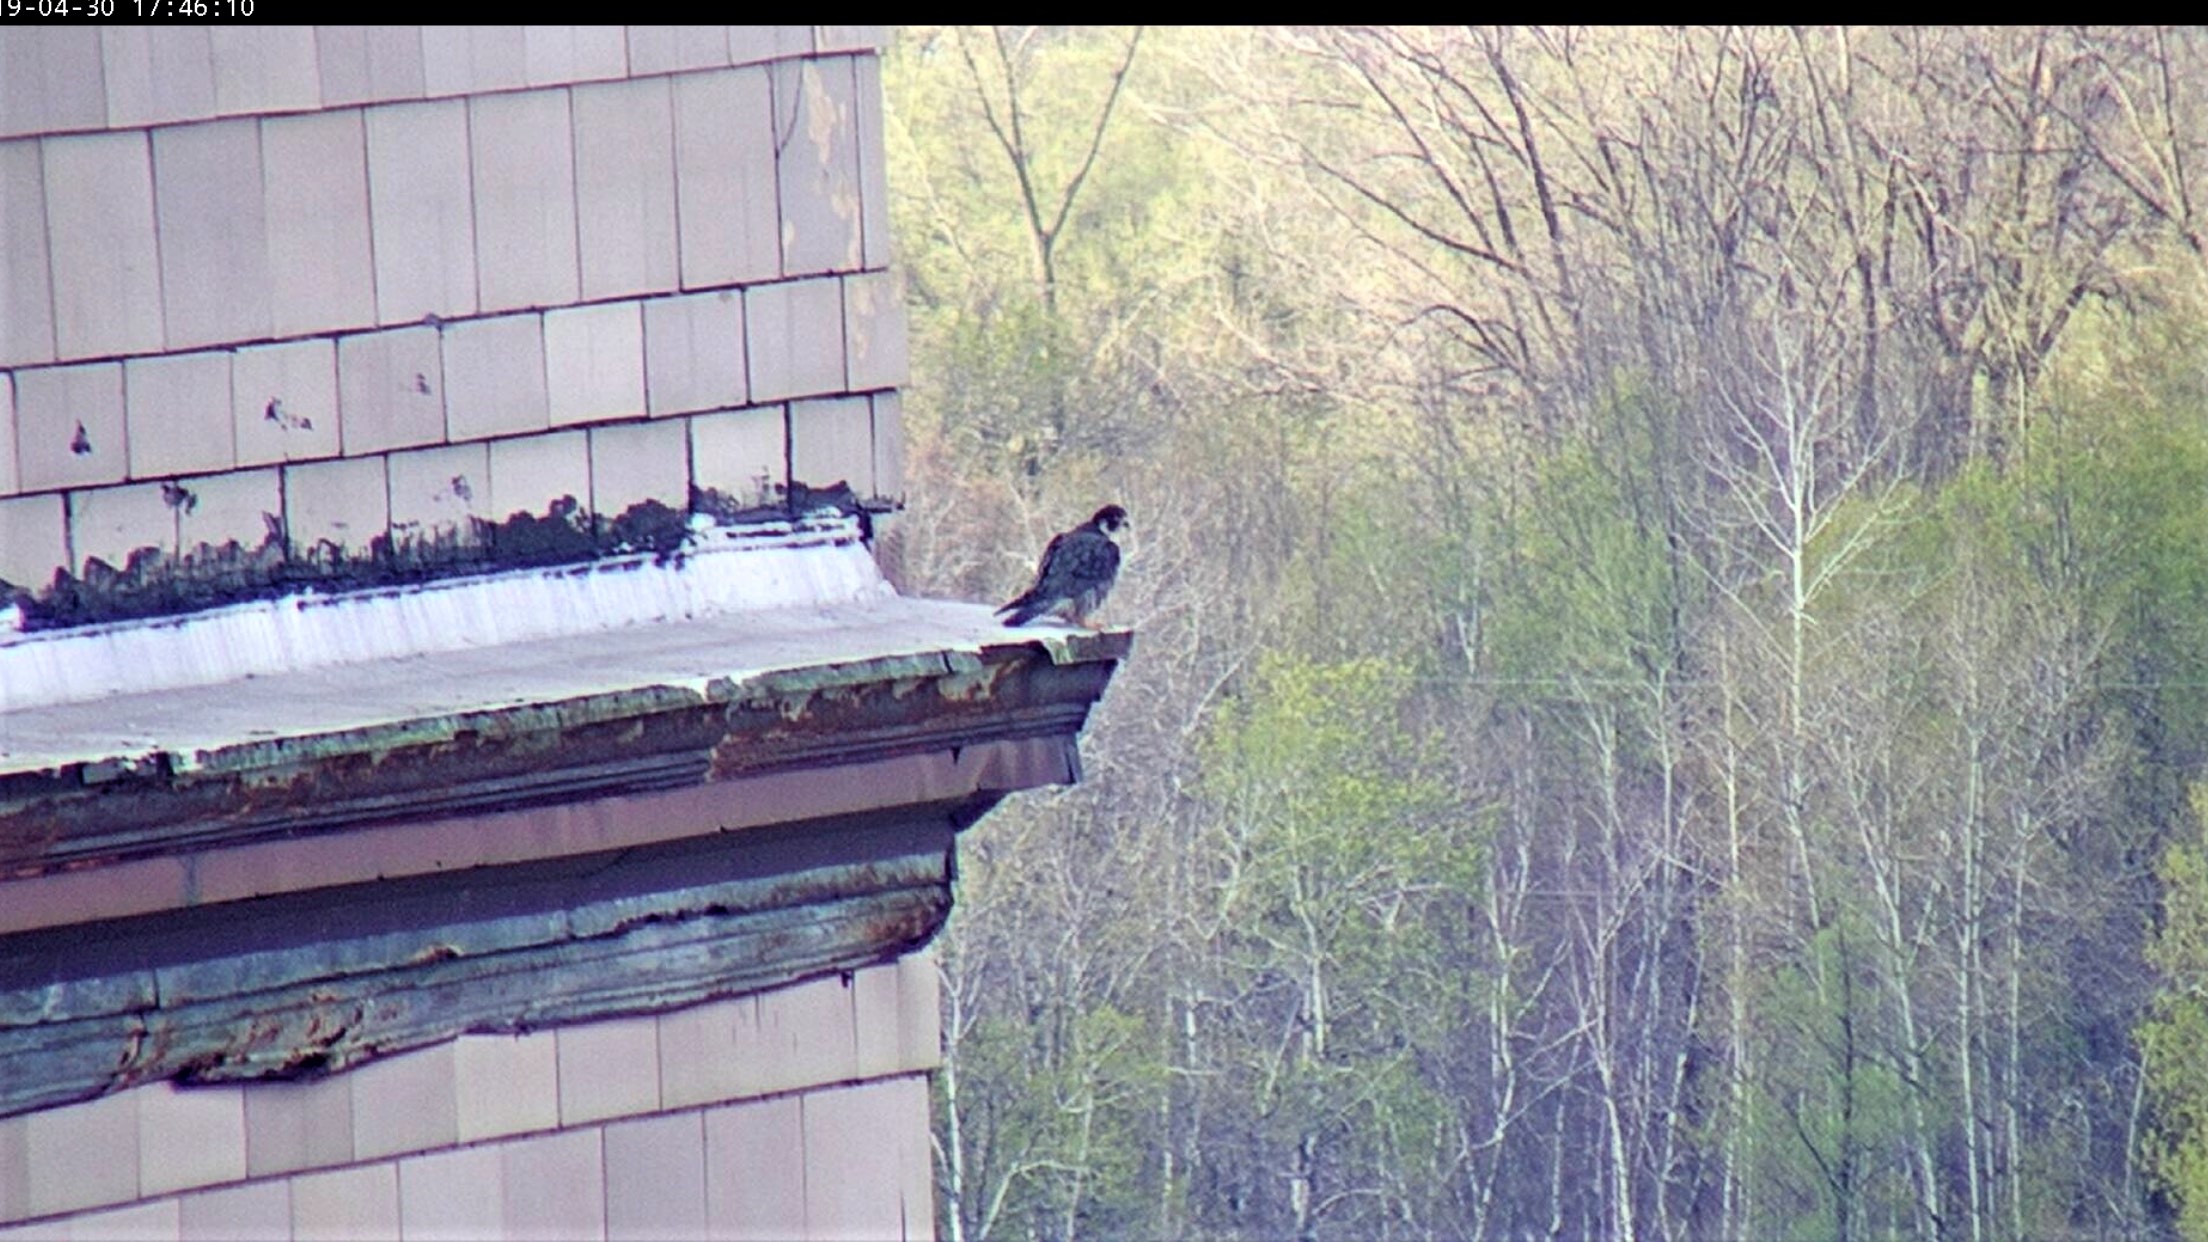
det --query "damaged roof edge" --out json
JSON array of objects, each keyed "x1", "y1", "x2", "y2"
[
  {"x1": 0, "y1": 620, "x2": 1127, "y2": 933},
  {"x1": 0, "y1": 805, "x2": 963, "y2": 1122}
]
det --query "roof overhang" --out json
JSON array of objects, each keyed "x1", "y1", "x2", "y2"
[
  {"x1": 0, "y1": 598, "x2": 1128, "y2": 931},
  {"x1": 0, "y1": 520, "x2": 1129, "y2": 1117}
]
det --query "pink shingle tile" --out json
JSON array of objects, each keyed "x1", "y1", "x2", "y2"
[
  {"x1": 843, "y1": 269, "x2": 908, "y2": 393},
  {"x1": 364, "y1": 99, "x2": 477, "y2": 325},
  {"x1": 0, "y1": 137, "x2": 55, "y2": 368},
  {"x1": 262, "y1": 109, "x2": 377, "y2": 338},
  {"x1": 152, "y1": 118, "x2": 272, "y2": 350},
  {"x1": 24, "y1": 1087, "x2": 138, "y2": 1218},
  {"x1": 626, "y1": 27, "x2": 727, "y2": 76},
  {"x1": 351, "y1": 1042, "x2": 459, "y2": 1162},
  {"x1": 363, "y1": 27, "x2": 429, "y2": 102},
  {"x1": 1, "y1": 30, "x2": 104, "y2": 139},
  {"x1": 0, "y1": 494, "x2": 67, "y2": 596},
  {"x1": 124, "y1": 350, "x2": 235, "y2": 480},
  {"x1": 209, "y1": 28, "x2": 319, "y2": 117},
  {"x1": 397, "y1": 1142, "x2": 502, "y2": 1240},
  {"x1": 281, "y1": 455, "x2": 388, "y2": 568},
  {"x1": 67, "y1": 483, "x2": 173, "y2": 577},
  {"x1": 243, "y1": 1073, "x2": 354, "y2": 1179},
  {"x1": 15, "y1": 362, "x2": 126, "y2": 493},
  {"x1": 896, "y1": 948, "x2": 942, "y2": 1072},
  {"x1": 644, "y1": 291, "x2": 746, "y2": 418},
  {"x1": 855, "y1": 53, "x2": 892, "y2": 270},
  {"x1": 0, "y1": 1114, "x2": 28, "y2": 1224},
  {"x1": 138, "y1": 1082, "x2": 247, "y2": 1199},
  {"x1": 454, "y1": 1030, "x2": 561, "y2": 1144},
  {"x1": 816, "y1": 27, "x2": 888, "y2": 55},
  {"x1": 147, "y1": 32, "x2": 214, "y2": 119},
  {"x1": 789, "y1": 395, "x2": 873, "y2": 494},
  {"x1": 314, "y1": 26, "x2": 375, "y2": 108},
  {"x1": 572, "y1": 78, "x2": 679, "y2": 300},
  {"x1": 689, "y1": 407, "x2": 784, "y2": 512},
  {"x1": 754, "y1": 973, "x2": 859, "y2": 1097},
  {"x1": 500, "y1": 1128, "x2": 604, "y2": 1242},
  {"x1": 336, "y1": 326, "x2": 445, "y2": 456},
  {"x1": 888, "y1": 1074, "x2": 936, "y2": 1240},
  {"x1": 802, "y1": 1081, "x2": 905, "y2": 1241},
  {"x1": 470, "y1": 89, "x2": 580, "y2": 314},
  {"x1": 420, "y1": 26, "x2": 526, "y2": 97},
  {"x1": 773, "y1": 57, "x2": 862, "y2": 278},
  {"x1": 604, "y1": 1113, "x2": 706, "y2": 1241},
  {"x1": 702, "y1": 1095, "x2": 802, "y2": 1242},
  {"x1": 43, "y1": 132, "x2": 163, "y2": 360},
  {"x1": 59, "y1": 1196, "x2": 180, "y2": 1241},
  {"x1": 1, "y1": 368, "x2": 16, "y2": 492},
  {"x1": 177, "y1": 466, "x2": 281, "y2": 561},
  {"x1": 587, "y1": 420, "x2": 688, "y2": 534},
  {"x1": 232, "y1": 339, "x2": 341, "y2": 468},
  {"x1": 382, "y1": 431, "x2": 492, "y2": 558},
  {"x1": 521, "y1": 27, "x2": 627, "y2": 89},
  {"x1": 486, "y1": 430, "x2": 590, "y2": 526},
  {"x1": 725, "y1": 27, "x2": 812, "y2": 68},
  {"x1": 557, "y1": 1015, "x2": 661, "y2": 1127},
  {"x1": 316, "y1": 26, "x2": 426, "y2": 108},
  {"x1": 870, "y1": 391, "x2": 905, "y2": 507},
  {"x1": 99, "y1": 27, "x2": 214, "y2": 130},
  {"x1": 657, "y1": 995, "x2": 758, "y2": 1111},
  {"x1": 178, "y1": 1179, "x2": 290, "y2": 1241},
  {"x1": 671, "y1": 68, "x2": 778, "y2": 288},
  {"x1": 744, "y1": 278, "x2": 844, "y2": 404},
  {"x1": 545, "y1": 303, "x2": 644, "y2": 428},
  {"x1": 290, "y1": 1162, "x2": 398, "y2": 1242},
  {"x1": 851, "y1": 962, "x2": 904, "y2": 1079},
  {"x1": 441, "y1": 312, "x2": 549, "y2": 441}
]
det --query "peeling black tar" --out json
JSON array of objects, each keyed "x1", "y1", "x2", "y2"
[
  {"x1": 7, "y1": 484, "x2": 889, "y2": 633},
  {"x1": 694, "y1": 481, "x2": 880, "y2": 544},
  {"x1": 490, "y1": 495, "x2": 597, "y2": 566}
]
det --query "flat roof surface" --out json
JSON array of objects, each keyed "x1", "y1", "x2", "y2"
[{"x1": 1, "y1": 592, "x2": 1112, "y2": 778}]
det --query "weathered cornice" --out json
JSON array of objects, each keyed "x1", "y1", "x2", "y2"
[
  {"x1": 0, "y1": 558, "x2": 1130, "y2": 1121},
  {"x1": 0, "y1": 589, "x2": 1128, "y2": 918},
  {"x1": 0, "y1": 621, "x2": 1128, "y2": 886},
  {"x1": 0, "y1": 808, "x2": 958, "y2": 1119}
]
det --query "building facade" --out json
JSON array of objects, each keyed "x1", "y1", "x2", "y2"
[{"x1": 0, "y1": 26, "x2": 1124, "y2": 1240}]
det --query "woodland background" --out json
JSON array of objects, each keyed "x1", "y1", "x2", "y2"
[{"x1": 876, "y1": 27, "x2": 2208, "y2": 1241}]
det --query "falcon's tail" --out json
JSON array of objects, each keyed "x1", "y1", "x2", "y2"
[{"x1": 997, "y1": 597, "x2": 1048, "y2": 627}]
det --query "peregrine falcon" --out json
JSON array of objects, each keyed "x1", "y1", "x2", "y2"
[{"x1": 997, "y1": 504, "x2": 1127, "y2": 628}]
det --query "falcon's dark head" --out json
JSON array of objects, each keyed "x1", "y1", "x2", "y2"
[{"x1": 1090, "y1": 504, "x2": 1129, "y2": 534}]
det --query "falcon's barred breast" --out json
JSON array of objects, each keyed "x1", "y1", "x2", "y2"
[{"x1": 997, "y1": 504, "x2": 1127, "y2": 628}]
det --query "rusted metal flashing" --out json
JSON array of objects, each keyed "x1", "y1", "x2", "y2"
[{"x1": 0, "y1": 809, "x2": 957, "y2": 1120}]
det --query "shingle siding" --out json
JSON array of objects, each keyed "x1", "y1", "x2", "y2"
[
  {"x1": 2, "y1": 29, "x2": 897, "y2": 595},
  {"x1": 0, "y1": 961, "x2": 942, "y2": 1237},
  {"x1": 0, "y1": 28, "x2": 932, "y2": 1240}
]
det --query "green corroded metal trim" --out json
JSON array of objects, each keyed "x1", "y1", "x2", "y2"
[{"x1": 0, "y1": 809, "x2": 959, "y2": 1120}]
